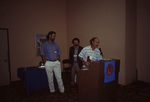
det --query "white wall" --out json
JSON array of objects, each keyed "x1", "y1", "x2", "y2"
[
  {"x1": 0, "y1": 0, "x2": 67, "y2": 81},
  {"x1": 137, "y1": 0, "x2": 150, "y2": 83},
  {"x1": 125, "y1": 0, "x2": 137, "y2": 84},
  {"x1": 67, "y1": 0, "x2": 126, "y2": 84}
]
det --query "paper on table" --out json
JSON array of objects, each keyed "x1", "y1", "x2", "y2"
[
  {"x1": 38, "y1": 66, "x2": 45, "y2": 69},
  {"x1": 100, "y1": 58, "x2": 112, "y2": 61}
]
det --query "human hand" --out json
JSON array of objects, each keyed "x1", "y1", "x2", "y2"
[{"x1": 85, "y1": 62, "x2": 90, "y2": 66}]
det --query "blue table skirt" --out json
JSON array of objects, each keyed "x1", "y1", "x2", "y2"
[{"x1": 17, "y1": 66, "x2": 48, "y2": 95}]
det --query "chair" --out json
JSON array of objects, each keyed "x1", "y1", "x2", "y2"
[{"x1": 62, "y1": 59, "x2": 71, "y2": 72}]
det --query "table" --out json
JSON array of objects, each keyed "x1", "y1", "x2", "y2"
[{"x1": 17, "y1": 66, "x2": 48, "y2": 95}]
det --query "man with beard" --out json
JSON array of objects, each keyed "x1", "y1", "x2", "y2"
[
  {"x1": 79, "y1": 37, "x2": 103, "y2": 69},
  {"x1": 41, "y1": 31, "x2": 64, "y2": 93},
  {"x1": 69, "y1": 38, "x2": 83, "y2": 85}
]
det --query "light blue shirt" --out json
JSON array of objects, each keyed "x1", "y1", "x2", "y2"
[
  {"x1": 78, "y1": 46, "x2": 102, "y2": 62},
  {"x1": 41, "y1": 41, "x2": 61, "y2": 60}
]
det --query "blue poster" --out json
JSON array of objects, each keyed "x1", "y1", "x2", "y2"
[{"x1": 98, "y1": 60, "x2": 115, "y2": 83}]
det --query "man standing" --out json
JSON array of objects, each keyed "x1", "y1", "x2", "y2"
[
  {"x1": 41, "y1": 31, "x2": 64, "y2": 93},
  {"x1": 79, "y1": 37, "x2": 103, "y2": 68},
  {"x1": 69, "y1": 38, "x2": 83, "y2": 85}
]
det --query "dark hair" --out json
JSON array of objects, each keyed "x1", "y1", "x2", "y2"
[
  {"x1": 90, "y1": 37, "x2": 98, "y2": 45},
  {"x1": 72, "y1": 38, "x2": 80, "y2": 44},
  {"x1": 46, "y1": 31, "x2": 56, "y2": 40}
]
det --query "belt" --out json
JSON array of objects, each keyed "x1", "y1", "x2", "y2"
[{"x1": 46, "y1": 60, "x2": 57, "y2": 62}]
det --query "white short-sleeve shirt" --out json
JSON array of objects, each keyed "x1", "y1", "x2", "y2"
[{"x1": 78, "y1": 46, "x2": 102, "y2": 62}]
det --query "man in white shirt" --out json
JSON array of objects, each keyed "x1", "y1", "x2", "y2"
[{"x1": 78, "y1": 37, "x2": 103, "y2": 68}]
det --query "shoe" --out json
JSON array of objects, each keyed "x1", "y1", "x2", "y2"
[
  {"x1": 50, "y1": 91, "x2": 55, "y2": 93},
  {"x1": 60, "y1": 91, "x2": 65, "y2": 96},
  {"x1": 60, "y1": 91, "x2": 64, "y2": 93}
]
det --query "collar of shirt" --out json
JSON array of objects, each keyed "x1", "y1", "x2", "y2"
[{"x1": 88, "y1": 45, "x2": 99, "y2": 51}]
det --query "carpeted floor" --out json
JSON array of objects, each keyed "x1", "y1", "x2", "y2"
[{"x1": 0, "y1": 72, "x2": 150, "y2": 102}]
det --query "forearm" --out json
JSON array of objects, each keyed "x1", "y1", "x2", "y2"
[
  {"x1": 79, "y1": 57, "x2": 86, "y2": 64},
  {"x1": 42, "y1": 56, "x2": 46, "y2": 64},
  {"x1": 58, "y1": 55, "x2": 61, "y2": 62},
  {"x1": 79, "y1": 56, "x2": 90, "y2": 66}
]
